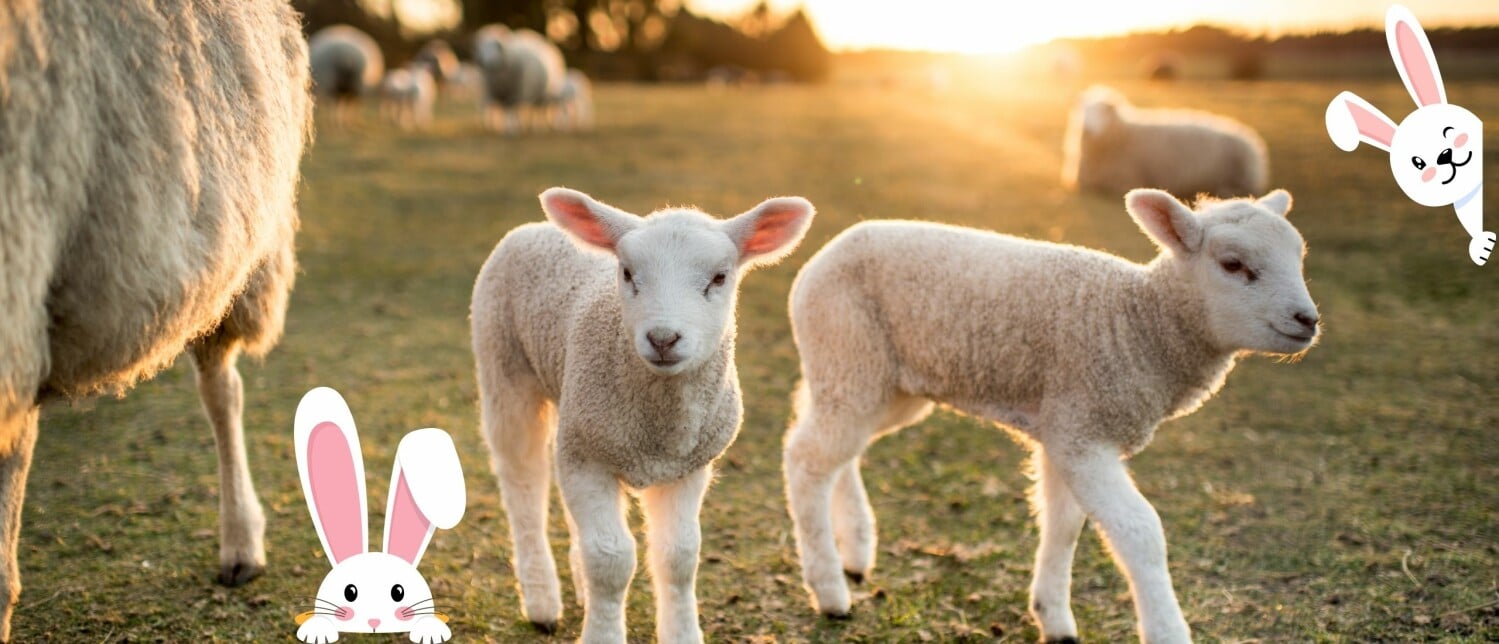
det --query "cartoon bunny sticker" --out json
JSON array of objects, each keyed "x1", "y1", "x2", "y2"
[
  {"x1": 1326, "y1": 4, "x2": 1489, "y2": 265},
  {"x1": 293, "y1": 387, "x2": 465, "y2": 643}
]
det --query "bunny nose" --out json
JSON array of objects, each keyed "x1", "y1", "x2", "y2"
[
  {"x1": 647, "y1": 328, "x2": 681, "y2": 355},
  {"x1": 1293, "y1": 311, "x2": 1320, "y2": 330},
  {"x1": 368, "y1": 618, "x2": 381, "y2": 630}
]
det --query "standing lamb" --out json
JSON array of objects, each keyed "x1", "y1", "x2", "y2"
[
  {"x1": 309, "y1": 24, "x2": 385, "y2": 128},
  {"x1": 473, "y1": 25, "x2": 566, "y2": 134},
  {"x1": 0, "y1": 0, "x2": 311, "y2": 639},
  {"x1": 1063, "y1": 86, "x2": 1268, "y2": 199},
  {"x1": 783, "y1": 190, "x2": 1319, "y2": 643},
  {"x1": 472, "y1": 188, "x2": 814, "y2": 642},
  {"x1": 555, "y1": 69, "x2": 596, "y2": 132},
  {"x1": 381, "y1": 65, "x2": 437, "y2": 131}
]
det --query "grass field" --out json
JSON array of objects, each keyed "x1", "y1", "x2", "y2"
[{"x1": 16, "y1": 77, "x2": 1498, "y2": 641}]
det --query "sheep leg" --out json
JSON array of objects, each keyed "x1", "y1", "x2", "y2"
[
  {"x1": 1050, "y1": 444, "x2": 1190, "y2": 644},
  {"x1": 482, "y1": 382, "x2": 562, "y2": 630},
  {"x1": 190, "y1": 335, "x2": 266, "y2": 587},
  {"x1": 829, "y1": 460, "x2": 875, "y2": 582},
  {"x1": 1028, "y1": 448, "x2": 1086, "y2": 642},
  {"x1": 560, "y1": 464, "x2": 634, "y2": 644},
  {"x1": 785, "y1": 407, "x2": 883, "y2": 617},
  {"x1": 0, "y1": 406, "x2": 38, "y2": 642},
  {"x1": 564, "y1": 504, "x2": 586, "y2": 611},
  {"x1": 640, "y1": 466, "x2": 710, "y2": 644}
]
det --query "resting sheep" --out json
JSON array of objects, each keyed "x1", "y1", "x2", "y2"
[
  {"x1": 1063, "y1": 86, "x2": 1268, "y2": 199},
  {"x1": 0, "y1": 0, "x2": 310, "y2": 639},
  {"x1": 309, "y1": 24, "x2": 384, "y2": 127},
  {"x1": 381, "y1": 66, "x2": 437, "y2": 131},
  {"x1": 783, "y1": 190, "x2": 1318, "y2": 643},
  {"x1": 472, "y1": 188, "x2": 814, "y2": 642},
  {"x1": 473, "y1": 25, "x2": 566, "y2": 133}
]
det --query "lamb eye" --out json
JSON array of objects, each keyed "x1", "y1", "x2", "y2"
[
  {"x1": 621, "y1": 267, "x2": 633, "y2": 283},
  {"x1": 1219, "y1": 259, "x2": 1243, "y2": 274},
  {"x1": 1411, "y1": 156, "x2": 1426, "y2": 170},
  {"x1": 343, "y1": 583, "x2": 358, "y2": 602},
  {"x1": 390, "y1": 584, "x2": 405, "y2": 602},
  {"x1": 711, "y1": 272, "x2": 726, "y2": 286}
]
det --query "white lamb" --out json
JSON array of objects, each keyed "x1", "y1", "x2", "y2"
[
  {"x1": 472, "y1": 188, "x2": 814, "y2": 642},
  {"x1": 381, "y1": 66, "x2": 437, "y2": 131},
  {"x1": 1063, "y1": 86, "x2": 1269, "y2": 199},
  {"x1": 309, "y1": 25, "x2": 385, "y2": 128},
  {"x1": 0, "y1": 0, "x2": 310, "y2": 639},
  {"x1": 473, "y1": 25, "x2": 566, "y2": 134},
  {"x1": 783, "y1": 190, "x2": 1319, "y2": 643},
  {"x1": 555, "y1": 69, "x2": 595, "y2": 132}
]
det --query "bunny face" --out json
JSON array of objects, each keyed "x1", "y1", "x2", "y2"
[
  {"x1": 314, "y1": 552, "x2": 438, "y2": 634},
  {"x1": 1390, "y1": 105, "x2": 1483, "y2": 207}
]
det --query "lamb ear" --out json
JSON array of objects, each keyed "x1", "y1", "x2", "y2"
[
  {"x1": 1257, "y1": 190, "x2": 1292, "y2": 218},
  {"x1": 540, "y1": 187, "x2": 642, "y2": 253},
  {"x1": 1386, "y1": 5, "x2": 1446, "y2": 108},
  {"x1": 295, "y1": 388, "x2": 369, "y2": 566},
  {"x1": 382, "y1": 429, "x2": 465, "y2": 567},
  {"x1": 1326, "y1": 91, "x2": 1395, "y2": 152},
  {"x1": 722, "y1": 196, "x2": 815, "y2": 268},
  {"x1": 1125, "y1": 189, "x2": 1202, "y2": 255}
]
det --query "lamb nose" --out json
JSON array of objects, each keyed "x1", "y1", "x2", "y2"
[
  {"x1": 1293, "y1": 311, "x2": 1319, "y2": 328},
  {"x1": 647, "y1": 329, "x2": 681, "y2": 353}
]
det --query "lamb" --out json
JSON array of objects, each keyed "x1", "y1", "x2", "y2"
[
  {"x1": 782, "y1": 190, "x2": 1319, "y2": 643},
  {"x1": 472, "y1": 188, "x2": 814, "y2": 642},
  {"x1": 414, "y1": 38, "x2": 460, "y2": 86},
  {"x1": 555, "y1": 69, "x2": 595, "y2": 131},
  {"x1": 381, "y1": 66, "x2": 437, "y2": 131},
  {"x1": 473, "y1": 25, "x2": 566, "y2": 134},
  {"x1": 0, "y1": 0, "x2": 311, "y2": 639},
  {"x1": 1063, "y1": 86, "x2": 1268, "y2": 199},
  {"x1": 309, "y1": 25, "x2": 385, "y2": 127}
]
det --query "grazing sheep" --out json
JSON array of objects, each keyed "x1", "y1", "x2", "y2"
[
  {"x1": 555, "y1": 69, "x2": 595, "y2": 131},
  {"x1": 473, "y1": 25, "x2": 566, "y2": 134},
  {"x1": 472, "y1": 188, "x2": 814, "y2": 642},
  {"x1": 414, "y1": 38, "x2": 460, "y2": 85},
  {"x1": 0, "y1": 0, "x2": 311, "y2": 639},
  {"x1": 309, "y1": 25, "x2": 384, "y2": 127},
  {"x1": 381, "y1": 66, "x2": 437, "y2": 131},
  {"x1": 448, "y1": 61, "x2": 485, "y2": 104},
  {"x1": 783, "y1": 190, "x2": 1318, "y2": 643},
  {"x1": 1063, "y1": 86, "x2": 1268, "y2": 199}
]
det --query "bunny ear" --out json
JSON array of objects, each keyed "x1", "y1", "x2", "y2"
[
  {"x1": 1386, "y1": 5, "x2": 1446, "y2": 107},
  {"x1": 1326, "y1": 91, "x2": 1396, "y2": 152},
  {"x1": 383, "y1": 428, "x2": 466, "y2": 566},
  {"x1": 295, "y1": 388, "x2": 369, "y2": 565}
]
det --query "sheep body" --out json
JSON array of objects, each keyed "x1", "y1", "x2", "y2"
[
  {"x1": 474, "y1": 25, "x2": 565, "y2": 132},
  {"x1": 381, "y1": 66, "x2": 437, "y2": 130},
  {"x1": 784, "y1": 191, "x2": 1318, "y2": 643},
  {"x1": 0, "y1": 0, "x2": 310, "y2": 638},
  {"x1": 309, "y1": 25, "x2": 384, "y2": 100},
  {"x1": 1063, "y1": 86, "x2": 1268, "y2": 199},
  {"x1": 556, "y1": 69, "x2": 595, "y2": 131},
  {"x1": 414, "y1": 38, "x2": 459, "y2": 84}
]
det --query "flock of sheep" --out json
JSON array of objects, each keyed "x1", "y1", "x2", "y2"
[
  {"x1": 309, "y1": 24, "x2": 593, "y2": 133},
  {"x1": 1, "y1": 1, "x2": 1302, "y2": 643}
]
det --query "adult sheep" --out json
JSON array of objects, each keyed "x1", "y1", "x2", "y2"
[
  {"x1": 474, "y1": 25, "x2": 566, "y2": 134},
  {"x1": 0, "y1": 0, "x2": 311, "y2": 639},
  {"x1": 1063, "y1": 86, "x2": 1268, "y2": 199},
  {"x1": 309, "y1": 24, "x2": 384, "y2": 127}
]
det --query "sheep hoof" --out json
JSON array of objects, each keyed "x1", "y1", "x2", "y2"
[
  {"x1": 843, "y1": 570, "x2": 865, "y2": 584},
  {"x1": 1045, "y1": 637, "x2": 1080, "y2": 644},
  {"x1": 216, "y1": 561, "x2": 264, "y2": 587},
  {"x1": 530, "y1": 620, "x2": 558, "y2": 635},
  {"x1": 822, "y1": 609, "x2": 853, "y2": 621}
]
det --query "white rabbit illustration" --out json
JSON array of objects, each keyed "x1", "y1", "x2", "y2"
[
  {"x1": 293, "y1": 387, "x2": 466, "y2": 644},
  {"x1": 1326, "y1": 4, "x2": 1489, "y2": 265}
]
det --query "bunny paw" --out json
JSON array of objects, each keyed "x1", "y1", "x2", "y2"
[
  {"x1": 297, "y1": 616, "x2": 340, "y2": 643},
  {"x1": 1469, "y1": 231, "x2": 1496, "y2": 266},
  {"x1": 409, "y1": 616, "x2": 452, "y2": 643}
]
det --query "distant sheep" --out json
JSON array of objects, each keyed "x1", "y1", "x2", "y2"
[
  {"x1": 783, "y1": 190, "x2": 1318, "y2": 643},
  {"x1": 309, "y1": 25, "x2": 384, "y2": 127},
  {"x1": 473, "y1": 188, "x2": 814, "y2": 642},
  {"x1": 381, "y1": 66, "x2": 437, "y2": 131},
  {"x1": 0, "y1": 0, "x2": 311, "y2": 639},
  {"x1": 555, "y1": 69, "x2": 594, "y2": 131},
  {"x1": 473, "y1": 25, "x2": 566, "y2": 133},
  {"x1": 414, "y1": 38, "x2": 460, "y2": 85},
  {"x1": 1063, "y1": 86, "x2": 1268, "y2": 199}
]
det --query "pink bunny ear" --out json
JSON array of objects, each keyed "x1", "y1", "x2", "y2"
[
  {"x1": 383, "y1": 429, "x2": 465, "y2": 566},
  {"x1": 295, "y1": 388, "x2": 369, "y2": 565},
  {"x1": 1326, "y1": 91, "x2": 1396, "y2": 152},
  {"x1": 1386, "y1": 5, "x2": 1446, "y2": 107}
]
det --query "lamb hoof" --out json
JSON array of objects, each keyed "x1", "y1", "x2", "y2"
[
  {"x1": 531, "y1": 620, "x2": 558, "y2": 635},
  {"x1": 216, "y1": 561, "x2": 264, "y2": 587},
  {"x1": 822, "y1": 609, "x2": 853, "y2": 621},
  {"x1": 1045, "y1": 638, "x2": 1080, "y2": 644},
  {"x1": 843, "y1": 570, "x2": 865, "y2": 584}
]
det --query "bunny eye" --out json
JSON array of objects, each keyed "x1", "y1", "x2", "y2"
[
  {"x1": 343, "y1": 583, "x2": 358, "y2": 602},
  {"x1": 390, "y1": 584, "x2": 405, "y2": 602},
  {"x1": 1411, "y1": 156, "x2": 1426, "y2": 170}
]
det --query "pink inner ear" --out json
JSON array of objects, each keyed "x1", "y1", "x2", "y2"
[
  {"x1": 1347, "y1": 101, "x2": 1395, "y2": 148},
  {"x1": 308, "y1": 422, "x2": 365, "y2": 564},
  {"x1": 544, "y1": 194, "x2": 615, "y2": 249},
  {"x1": 1396, "y1": 21, "x2": 1442, "y2": 106},
  {"x1": 743, "y1": 206, "x2": 807, "y2": 256},
  {"x1": 385, "y1": 471, "x2": 432, "y2": 565}
]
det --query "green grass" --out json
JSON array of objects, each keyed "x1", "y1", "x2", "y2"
[{"x1": 17, "y1": 78, "x2": 1498, "y2": 641}]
